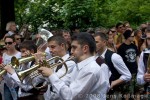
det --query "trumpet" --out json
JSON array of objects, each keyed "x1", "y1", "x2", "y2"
[
  {"x1": 0, "y1": 56, "x2": 21, "y2": 76},
  {"x1": 0, "y1": 53, "x2": 46, "y2": 76},
  {"x1": 17, "y1": 56, "x2": 74, "y2": 89}
]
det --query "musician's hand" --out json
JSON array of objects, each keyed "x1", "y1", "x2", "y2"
[
  {"x1": 34, "y1": 52, "x2": 46, "y2": 64},
  {"x1": 110, "y1": 81, "x2": 115, "y2": 89},
  {"x1": 0, "y1": 63, "x2": 5, "y2": 69},
  {"x1": 144, "y1": 73, "x2": 150, "y2": 82},
  {"x1": 3, "y1": 65, "x2": 15, "y2": 75},
  {"x1": 38, "y1": 67, "x2": 53, "y2": 77}
]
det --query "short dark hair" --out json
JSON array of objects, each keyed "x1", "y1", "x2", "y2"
[
  {"x1": 59, "y1": 29, "x2": 71, "y2": 36},
  {"x1": 48, "y1": 35, "x2": 67, "y2": 46},
  {"x1": 11, "y1": 34, "x2": 22, "y2": 40},
  {"x1": 116, "y1": 22, "x2": 123, "y2": 29},
  {"x1": 94, "y1": 32, "x2": 108, "y2": 41},
  {"x1": 72, "y1": 32, "x2": 96, "y2": 54},
  {"x1": 4, "y1": 36, "x2": 15, "y2": 42},
  {"x1": 19, "y1": 40, "x2": 37, "y2": 53}
]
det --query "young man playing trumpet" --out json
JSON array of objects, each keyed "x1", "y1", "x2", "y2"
[
  {"x1": 37, "y1": 33, "x2": 110, "y2": 100},
  {"x1": 3, "y1": 40, "x2": 47, "y2": 100},
  {"x1": 34, "y1": 35, "x2": 76, "y2": 100}
]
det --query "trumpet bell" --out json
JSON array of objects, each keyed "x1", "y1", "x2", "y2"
[
  {"x1": 38, "y1": 28, "x2": 53, "y2": 42},
  {"x1": 36, "y1": 28, "x2": 53, "y2": 47}
]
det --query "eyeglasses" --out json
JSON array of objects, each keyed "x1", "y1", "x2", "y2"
[
  {"x1": 130, "y1": 35, "x2": 134, "y2": 37},
  {"x1": 110, "y1": 30, "x2": 116, "y2": 33},
  {"x1": 16, "y1": 38, "x2": 21, "y2": 40},
  {"x1": 5, "y1": 42, "x2": 13, "y2": 45}
]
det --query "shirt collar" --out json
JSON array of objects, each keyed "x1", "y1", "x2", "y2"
[
  {"x1": 77, "y1": 56, "x2": 95, "y2": 70},
  {"x1": 100, "y1": 48, "x2": 107, "y2": 58},
  {"x1": 62, "y1": 54, "x2": 70, "y2": 61},
  {"x1": 8, "y1": 31, "x2": 14, "y2": 36}
]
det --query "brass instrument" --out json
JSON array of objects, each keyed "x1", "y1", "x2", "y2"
[
  {"x1": 36, "y1": 28, "x2": 53, "y2": 48},
  {"x1": 0, "y1": 53, "x2": 46, "y2": 76},
  {"x1": 0, "y1": 56, "x2": 19, "y2": 76},
  {"x1": 17, "y1": 56, "x2": 74, "y2": 89}
]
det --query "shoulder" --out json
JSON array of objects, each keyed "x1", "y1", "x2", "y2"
[
  {"x1": 131, "y1": 43, "x2": 138, "y2": 48},
  {"x1": 112, "y1": 53, "x2": 121, "y2": 58},
  {"x1": 118, "y1": 43, "x2": 125, "y2": 49},
  {"x1": 111, "y1": 53, "x2": 122, "y2": 62},
  {"x1": 15, "y1": 52, "x2": 21, "y2": 58},
  {"x1": 66, "y1": 60, "x2": 76, "y2": 68},
  {"x1": 88, "y1": 60, "x2": 101, "y2": 71}
]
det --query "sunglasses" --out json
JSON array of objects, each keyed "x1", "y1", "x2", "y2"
[
  {"x1": 16, "y1": 38, "x2": 21, "y2": 40},
  {"x1": 111, "y1": 30, "x2": 116, "y2": 33},
  {"x1": 5, "y1": 42, "x2": 13, "y2": 45}
]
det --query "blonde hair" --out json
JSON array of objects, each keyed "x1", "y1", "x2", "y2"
[{"x1": 6, "y1": 21, "x2": 15, "y2": 31}]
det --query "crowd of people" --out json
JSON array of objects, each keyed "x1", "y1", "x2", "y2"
[{"x1": 0, "y1": 21, "x2": 150, "y2": 100}]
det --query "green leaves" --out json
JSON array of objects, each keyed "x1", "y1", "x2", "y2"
[{"x1": 14, "y1": 0, "x2": 150, "y2": 31}]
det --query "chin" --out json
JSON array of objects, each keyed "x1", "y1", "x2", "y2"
[{"x1": 73, "y1": 57, "x2": 78, "y2": 63}]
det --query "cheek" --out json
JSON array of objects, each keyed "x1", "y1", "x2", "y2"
[
  {"x1": 21, "y1": 53, "x2": 25, "y2": 57},
  {"x1": 72, "y1": 48, "x2": 81, "y2": 56},
  {"x1": 74, "y1": 51, "x2": 81, "y2": 58},
  {"x1": 97, "y1": 42, "x2": 102, "y2": 48}
]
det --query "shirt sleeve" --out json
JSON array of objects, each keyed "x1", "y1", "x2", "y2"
[
  {"x1": 137, "y1": 52, "x2": 146, "y2": 85},
  {"x1": 10, "y1": 72, "x2": 45, "y2": 92},
  {"x1": 48, "y1": 72, "x2": 97, "y2": 100},
  {"x1": 55, "y1": 60, "x2": 76, "y2": 79},
  {"x1": 111, "y1": 53, "x2": 132, "y2": 82},
  {"x1": 2, "y1": 73, "x2": 18, "y2": 88}
]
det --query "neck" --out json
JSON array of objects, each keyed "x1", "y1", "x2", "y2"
[
  {"x1": 124, "y1": 40, "x2": 131, "y2": 45},
  {"x1": 78, "y1": 53, "x2": 93, "y2": 62},
  {"x1": 59, "y1": 51, "x2": 67, "y2": 57},
  {"x1": 97, "y1": 47, "x2": 107, "y2": 55},
  {"x1": 7, "y1": 48, "x2": 17, "y2": 55},
  {"x1": 135, "y1": 36, "x2": 140, "y2": 40}
]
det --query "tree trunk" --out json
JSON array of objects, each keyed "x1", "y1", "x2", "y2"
[{"x1": 0, "y1": 0, "x2": 15, "y2": 39}]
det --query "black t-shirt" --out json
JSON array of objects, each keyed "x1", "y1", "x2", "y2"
[{"x1": 117, "y1": 43, "x2": 139, "y2": 74}]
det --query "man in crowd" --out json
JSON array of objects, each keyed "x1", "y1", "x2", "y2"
[{"x1": 38, "y1": 33, "x2": 110, "y2": 100}]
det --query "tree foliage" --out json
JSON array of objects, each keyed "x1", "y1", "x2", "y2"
[{"x1": 14, "y1": 0, "x2": 150, "y2": 31}]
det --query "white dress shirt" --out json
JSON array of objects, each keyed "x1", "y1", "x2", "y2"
[
  {"x1": 101, "y1": 48, "x2": 131, "y2": 82},
  {"x1": 137, "y1": 49, "x2": 150, "y2": 85},
  {"x1": 44, "y1": 54, "x2": 76, "y2": 100},
  {"x1": 47, "y1": 56, "x2": 110, "y2": 100},
  {"x1": 10, "y1": 62, "x2": 45, "y2": 97}
]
